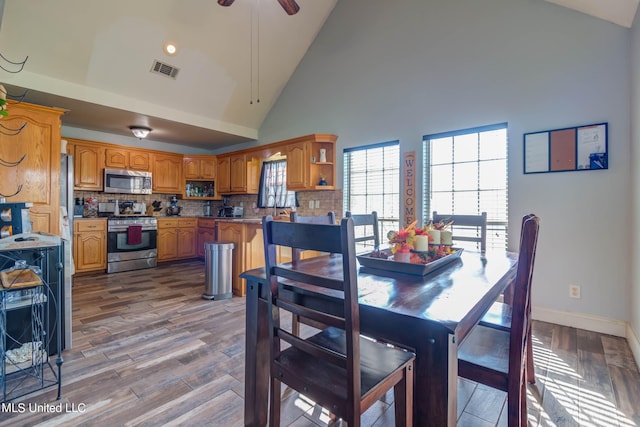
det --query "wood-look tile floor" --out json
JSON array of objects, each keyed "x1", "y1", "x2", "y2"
[{"x1": 1, "y1": 260, "x2": 639, "y2": 426}]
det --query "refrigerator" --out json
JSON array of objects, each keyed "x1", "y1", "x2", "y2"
[{"x1": 60, "y1": 153, "x2": 74, "y2": 348}]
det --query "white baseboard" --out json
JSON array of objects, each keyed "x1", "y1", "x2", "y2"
[
  {"x1": 532, "y1": 307, "x2": 640, "y2": 370},
  {"x1": 627, "y1": 323, "x2": 640, "y2": 371},
  {"x1": 532, "y1": 306, "x2": 627, "y2": 337}
]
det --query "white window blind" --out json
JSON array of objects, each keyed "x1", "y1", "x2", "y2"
[
  {"x1": 423, "y1": 123, "x2": 508, "y2": 250},
  {"x1": 343, "y1": 141, "x2": 400, "y2": 250}
]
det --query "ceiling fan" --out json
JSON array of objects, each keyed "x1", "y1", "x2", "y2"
[{"x1": 217, "y1": 0, "x2": 300, "y2": 15}]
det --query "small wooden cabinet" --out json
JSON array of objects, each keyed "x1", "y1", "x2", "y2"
[
  {"x1": 157, "y1": 218, "x2": 197, "y2": 261},
  {"x1": 66, "y1": 138, "x2": 105, "y2": 192},
  {"x1": 105, "y1": 148, "x2": 150, "y2": 171},
  {"x1": 184, "y1": 155, "x2": 216, "y2": 180},
  {"x1": 227, "y1": 153, "x2": 260, "y2": 195},
  {"x1": 216, "y1": 155, "x2": 231, "y2": 194},
  {"x1": 285, "y1": 134, "x2": 337, "y2": 191},
  {"x1": 197, "y1": 218, "x2": 217, "y2": 258},
  {"x1": 73, "y1": 218, "x2": 107, "y2": 273},
  {"x1": 152, "y1": 153, "x2": 183, "y2": 194}
]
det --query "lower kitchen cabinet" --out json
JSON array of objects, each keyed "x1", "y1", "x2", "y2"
[
  {"x1": 157, "y1": 218, "x2": 197, "y2": 261},
  {"x1": 197, "y1": 218, "x2": 217, "y2": 258},
  {"x1": 73, "y1": 218, "x2": 107, "y2": 273},
  {"x1": 216, "y1": 221, "x2": 264, "y2": 297}
]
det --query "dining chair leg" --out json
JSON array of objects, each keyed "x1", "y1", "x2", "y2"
[
  {"x1": 269, "y1": 377, "x2": 281, "y2": 426},
  {"x1": 291, "y1": 314, "x2": 301, "y2": 337},
  {"x1": 520, "y1": 373, "x2": 528, "y2": 426},
  {"x1": 393, "y1": 363, "x2": 414, "y2": 427},
  {"x1": 526, "y1": 327, "x2": 535, "y2": 384}
]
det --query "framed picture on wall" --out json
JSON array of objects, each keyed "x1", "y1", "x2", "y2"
[{"x1": 523, "y1": 122, "x2": 608, "y2": 174}]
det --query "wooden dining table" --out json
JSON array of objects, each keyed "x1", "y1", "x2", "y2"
[{"x1": 241, "y1": 249, "x2": 517, "y2": 427}]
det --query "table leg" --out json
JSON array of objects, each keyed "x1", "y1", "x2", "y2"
[{"x1": 244, "y1": 280, "x2": 269, "y2": 427}]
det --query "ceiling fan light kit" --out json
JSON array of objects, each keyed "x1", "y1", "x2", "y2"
[{"x1": 217, "y1": 0, "x2": 300, "y2": 15}]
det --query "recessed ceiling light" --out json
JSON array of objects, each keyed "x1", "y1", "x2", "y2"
[{"x1": 163, "y1": 42, "x2": 177, "y2": 56}]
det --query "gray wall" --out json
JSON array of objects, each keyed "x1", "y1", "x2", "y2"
[
  {"x1": 259, "y1": 0, "x2": 632, "y2": 325},
  {"x1": 631, "y1": 6, "x2": 640, "y2": 348}
]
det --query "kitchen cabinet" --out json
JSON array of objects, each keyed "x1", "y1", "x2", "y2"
[
  {"x1": 152, "y1": 153, "x2": 183, "y2": 194},
  {"x1": 66, "y1": 138, "x2": 104, "y2": 192},
  {"x1": 184, "y1": 155, "x2": 216, "y2": 180},
  {"x1": 73, "y1": 218, "x2": 107, "y2": 273},
  {"x1": 216, "y1": 220, "x2": 264, "y2": 296},
  {"x1": 105, "y1": 148, "x2": 150, "y2": 171},
  {"x1": 0, "y1": 103, "x2": 64, "y2": 234},
  {"x1": 229, "y1": 153, "x2": 260, "y2": 195},
  {"x1": 197, "y1": 218, "x2": 217, "y2": 258},
  {"x1": 216, "y1": 155, "x2": 231, "y2": 194},
  {"x1": 157, "y1": 218, "x2": 197, "y2": 261},
  {"x1": 284, "y1": 134, "x2": 337, "y2": 191}
]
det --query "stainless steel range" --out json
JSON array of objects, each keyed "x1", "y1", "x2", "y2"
[{"x1": 107, "y1": 216, "x2": 158, "y2": 273}]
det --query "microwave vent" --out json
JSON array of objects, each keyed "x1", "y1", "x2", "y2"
[{"x1": 150, "y1": 60, "x2": 179, "y2": 79}]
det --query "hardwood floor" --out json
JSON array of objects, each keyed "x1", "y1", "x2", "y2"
[{"x1": 1, "y1": 260, "x2": 639, "y2": 426}]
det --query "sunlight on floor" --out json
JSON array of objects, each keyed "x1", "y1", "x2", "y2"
[
  {"x1": 295, "y1": 394, "x2": 334, "y2": 424},
  {"x1": 530, "y1": 334, "x2": 636, "y2": 427}
]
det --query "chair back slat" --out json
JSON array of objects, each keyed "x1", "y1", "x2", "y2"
[
  {"x1": 289, "y1": 212, "x2": 337, "y2": 261},
  {"x1": 433, "y1": 211, "x2": 487, "y2": 252},
  {"x1": 270, "y1": 220, "x2": 342, "y2": 254},
  {"x1": 273, "y1": 265, "x2": 345, "y2": 291},
  {"x1": 276, "y1": 299, "x2": 346, "y2": 329},
  {"x1": 345, "y1": 211, "x2": 380, "y2": 251}
]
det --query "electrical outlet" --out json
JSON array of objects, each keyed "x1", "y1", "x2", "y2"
[
  {"x1": 308, "y1": 200, "x2": 314, "y2": 209},
  {"x1": 315, "y1": 200, "x2": 320, "y2": 209},
  {"x1": 569, "y1": 285, "x2": 581, "y2": 299}
]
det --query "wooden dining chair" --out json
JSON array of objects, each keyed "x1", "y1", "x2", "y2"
[
  {"x1": 432, "y1": 211, "x2": 487, "y2": 252},
  {"x1": 263, "y1": 216, "x2": 415, "y2": 427},
  {"x1": 479, "y1": 213, "x2": 538, "y2": 384},
  {"x1": 289, "y1": 211, "x2": 336, "y2": 336},
  {"x1": 345, "y1": 211, "x2": 380, "y2": 251},
  {"x1": 458, "y1": 214, "x2": 539, "y2": 427}
]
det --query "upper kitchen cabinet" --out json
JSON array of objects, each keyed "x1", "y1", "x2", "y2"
[
  {"x1": 152, "y1": 152, "x2": 183, "y2": 194},
  {"x1": 184, "y1": 155, "x2": 216, "y2": 180},
  {"x1": 230, "y1": 153, "x2": 260, "y2": 194},
  {"x1": 216, "y1": 153, "x2": 259, "y2": 195},
  {"x1": 284, "y1": 134, "x2": 337, "y2": 191},
  {"x1": 105, "y1": 147, "x2": 150, "y2": 171},
  {"x1": 0, "y1": 102, "x2": 64, "y2": 234},
  {"x1": 66, "y1": 138, "x2": 105, "y2": 192},
  {"x1": 216, "y1": 155, "x2": 231, "y2": 194}
]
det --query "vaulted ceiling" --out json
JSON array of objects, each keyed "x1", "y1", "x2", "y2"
[{"x1": 0, "y1": 0, "x2": 636, "y2": 151}]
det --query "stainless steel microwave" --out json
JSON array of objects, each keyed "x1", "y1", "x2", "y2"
[{"x1": 104, "y1": 168, "x2": 152, "y2": 195}]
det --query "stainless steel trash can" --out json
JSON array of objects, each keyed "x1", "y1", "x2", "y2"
[{"x1": 203, "y1": 241, "x2": 234, "y2": 300}]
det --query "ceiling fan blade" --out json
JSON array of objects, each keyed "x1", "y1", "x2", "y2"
[
  {"x1": 217, "y1": 0, "x2": 235, "y2": 6},
  {"x1": 277, "y1": 0, "x2": 300, "y2": 15}
]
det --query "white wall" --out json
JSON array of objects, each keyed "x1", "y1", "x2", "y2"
[{"x1": 259, "y1": 0, "x2": 632, "y2": 326}]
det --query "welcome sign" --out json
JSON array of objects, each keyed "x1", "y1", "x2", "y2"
[{"x1": 403, "y1": 151, "x2": 416, "y2": 227}]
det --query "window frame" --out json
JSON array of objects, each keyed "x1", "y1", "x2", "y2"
[
  {"x1": 422, "y1": 123, "x2": 509, "y2": 250},
  {"x1": 343, "y1": 140, "x2": 400, "y2": 250}
]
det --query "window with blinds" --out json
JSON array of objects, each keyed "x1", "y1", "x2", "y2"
[
  {"x1": 423, "y1": 123, "x2": 508, "y2": 250},
  {"x1": 343, "y1": 141, "x2": 400, "y2": 251}
]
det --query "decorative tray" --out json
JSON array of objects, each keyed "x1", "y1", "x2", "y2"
[
  {"x1": 356, "y1": 248, "x2": 463, "y2": 276},
  {"x1": 0, "y1": 268, "x2": 43, "y2": 289}
]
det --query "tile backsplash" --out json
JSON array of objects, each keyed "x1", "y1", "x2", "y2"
[{"x1": 73, "y1": 189, "x2": 343, "y2": 219}]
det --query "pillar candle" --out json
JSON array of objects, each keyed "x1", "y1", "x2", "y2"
[
  {"x1": 414, "y1": 235, "x2": 429, "y2": 252},
  {"x1": 428, "y1": 230, "x2": 441, "y2": 245}
]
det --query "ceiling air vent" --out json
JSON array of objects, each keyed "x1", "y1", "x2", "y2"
[{"x1": 150, "y1": 60, "x2": 179, "y2": 79}]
